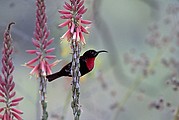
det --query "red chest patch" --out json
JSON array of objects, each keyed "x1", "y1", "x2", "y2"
[{"x1": 86, "y1": 58, "x2": 95, "y2": 70}]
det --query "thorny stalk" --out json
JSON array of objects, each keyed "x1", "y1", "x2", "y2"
[
  {"x1": 39, "y1": 72, "x2": 48, "y2": 120},
  {"x1": 58, "y1": 0, "x2": 91, "y2": 119},
  {"x1": 71, "y1": 40, "x2": 81, "y2": 120},
  {"x1": 25, "y1": 0, "x2": 58, "y2": 119}
]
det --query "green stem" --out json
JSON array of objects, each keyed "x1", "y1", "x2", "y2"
[
  {"x1": 41, "y1": 100, "x2": 48, "y2": 120},
  {"x1": 39, "y1": 74, "x2": 48, "y2": 120},
  {"x1": 71, "y1": 40, "x2": 81, "y2": 120}
]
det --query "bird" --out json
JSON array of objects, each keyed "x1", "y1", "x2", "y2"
[{"x1": 46, "y1": 49, "x2": 108, "y2": 82}]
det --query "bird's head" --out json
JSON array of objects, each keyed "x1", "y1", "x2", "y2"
[{"x1": 82, "y1": 49, "x2": 108, "y2": 58}]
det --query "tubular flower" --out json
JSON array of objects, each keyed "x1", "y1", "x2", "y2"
[
  {"x1": 0, "y1": 22, "x2": 23, "y2": 120},
  {"x1": 25, "y1": 0, "x2": 59, "y2": 77},
  {"x1": 25, "y1": 0, "x2": 60, "y2": 119},
  {"x1": 59, "y1": 0, "x2": 92, "y2": 45}
]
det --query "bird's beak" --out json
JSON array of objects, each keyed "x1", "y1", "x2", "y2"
[
  {"x1": 96, "y1": 50, "x2": 108, "y2": 56},
  {"x1": 98, "y1": 50, "x2": 108, "y2": 53}
]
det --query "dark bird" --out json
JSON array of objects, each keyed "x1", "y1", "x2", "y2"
[{"x1": 46, "y1": 49, "x2": 108, "y2": 82}]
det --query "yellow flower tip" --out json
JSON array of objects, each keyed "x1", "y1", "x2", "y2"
[
  {"x1": 85, "y1": 26, "x2": 91, "y2": 34},
  {"x1": 50, "y1": 59, "x2": 62, "y2": 67},
  {"x1": 81, "y1": 44, "x2": 86, "y2": 48},
  {"x1": 29, "y1": 73, "x2": 39, "y2": 79},
  {"x1": 55, "y1": 59, "x2": 62, "y2": 64},
  {"x1": 59, "y1": 40, "x2": 63, "y2": 44},
  {"x1": 85, "y1": 25, "x2": 91, "y2": 30},
  {"x1": 29, "y1": 75, "x2": 32, "y2": 79},
  {"x1": 60, "y1": 37, "x2": 64, "y2": 41},
  {"x1": 21, "y1": 63, "x2": 27, "y2": 67},
  {"x1": 22, "y1": 63, "x2": 35, "y2": 69},
  {"x1": 82, "y1": 41, "x2": 86, "y2": 46},
  {"x1": 60, "y1": 37, "x2": 71, "y2": 42}
]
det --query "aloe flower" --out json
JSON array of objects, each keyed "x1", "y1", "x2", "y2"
[
  {"x1": 25, "y1": 0, "x2": 57, "y2": 77},
  {"x1": 0, "y1": 22, "x2": 23, "y2": 120},
  {"x1": 59, "y1": 0, "x2": 91, "y2": 45},
  {"x1": 59, "y1": 0, "x2": 91, "y2": 120},
  {"x1": 25, "y1": 0, "x2": 58, "y2": 119}
]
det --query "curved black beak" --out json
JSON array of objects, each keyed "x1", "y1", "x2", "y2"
[
  {"x1": 96, "y1": 50, "x2": 108, "y2": 56},
  {"x1": 98, "y1": 50, "x2": 108, "y2": 54}
]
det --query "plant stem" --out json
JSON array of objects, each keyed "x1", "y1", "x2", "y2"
[
  {"x1": 71, "y1": 40, "x2": 81, "y2": 120},
  {"x1": 39, "y1": 72, "x2": 48, "y2": 120}
]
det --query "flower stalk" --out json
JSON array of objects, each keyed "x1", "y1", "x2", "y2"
[
  {"x1": 0, "y1": 22, "x2": 23, "y2": 120},
  {"x1": 25, "y1": 0, "x2": 58, "y2": 119},
  {"x1": 71, "y1": 40, "x2": 81, "y2": 120},
  {"x1": 58, "y1": 0, "x2": 91, "y2": 119}
]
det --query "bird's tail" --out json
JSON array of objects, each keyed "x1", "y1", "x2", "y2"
[{"x1": 46, "y1": 71, "x2": 62, "y2": 82}]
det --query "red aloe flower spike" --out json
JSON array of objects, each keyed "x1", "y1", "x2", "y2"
[
  {"x1": 0, "y1": 22, "x2": 23, "y2": 119},
  {"x1": 58, "y1": 0, "x2": 91, "y2": 120},
  {"x1": 59, "y1": 0, "x2": 91, "y2": 44},
  {"x1": 25, "y1": 0, "x2": 60, "y2": 119}
]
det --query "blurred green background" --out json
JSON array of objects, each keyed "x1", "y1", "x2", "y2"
[{"x1": 1, "y1": 0, "x2": 179, "y2": 120}]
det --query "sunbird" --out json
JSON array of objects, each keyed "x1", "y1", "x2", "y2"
[{"x1": 46, "y1": 49, "x2": 108, "y2": 82}]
